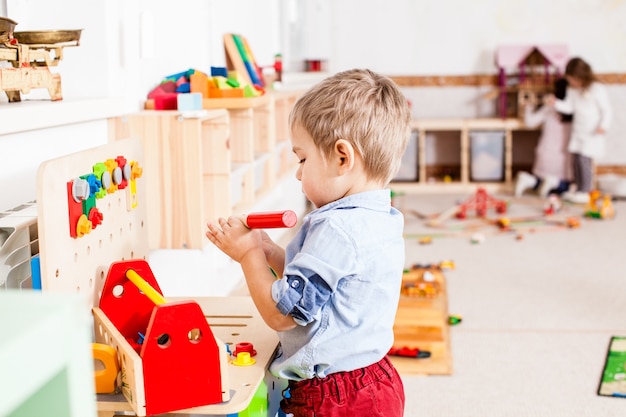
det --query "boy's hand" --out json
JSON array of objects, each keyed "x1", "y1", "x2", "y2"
[{"x1": 206, "y1": 217, "x2": 264, "y2": 263}]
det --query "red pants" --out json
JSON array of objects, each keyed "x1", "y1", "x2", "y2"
[{"x1": 280, "y1": 356, "x2": 405, "y2": 417}]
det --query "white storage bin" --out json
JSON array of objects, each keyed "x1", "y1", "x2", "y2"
[
  {"x1": 470, "y1": 130, "x2": 505, "y2": 181},
  {"x1": 597, "y1": 174, "x2": 626, "y2": 198},
  {"x1": 394, "y1": 130, "x2": 419, "y2": 181}
]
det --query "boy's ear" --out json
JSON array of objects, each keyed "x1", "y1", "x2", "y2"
[{"x1": 334, "y1": 139, "x2": 355, "y2": 174}]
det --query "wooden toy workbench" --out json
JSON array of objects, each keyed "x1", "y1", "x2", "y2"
[
  {"x1": 96, "y1": 296, "x2": 280, "y2": 416},
  {"x1": 36, "y1": 139, "x2": 282, "y2": 416}
]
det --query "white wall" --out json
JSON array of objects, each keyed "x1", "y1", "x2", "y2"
[
  {"x1": 1, "y1": 0, "x2": 626, "y2": 212},
  {"x1": 323, "y1": 0, "x2": 626, "y2": 74},
  {"x1": 312, "y1": 0, "x2": 626, "y2": 166}
]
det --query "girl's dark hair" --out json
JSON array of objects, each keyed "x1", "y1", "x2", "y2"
[
  {"x1": 554, "y1": 78, "x2": 573, "y2": 123},
  {"x1": 565, "y1": 57, "x2": 596, "y2": 90}
]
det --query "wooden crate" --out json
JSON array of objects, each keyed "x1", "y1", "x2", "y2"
[{"x1": 390, "y1": 266, "x2": 453, "y2": 375}]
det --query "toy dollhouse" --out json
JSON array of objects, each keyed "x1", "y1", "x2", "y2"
[{"x1": 495, "y1": 44, "x2": 569, "y2": 119}]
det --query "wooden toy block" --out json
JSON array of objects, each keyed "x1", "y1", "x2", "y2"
[
  {"x1": 190, "y1": 72, "x2": 209, "y2": 98},
  {"x1": 176, "y1": 83, "x2": 191, "y2": 93},
  {"x1": 153, "y1": 93, "x2": 178, "y2": 110},
  {"x1": 211, "y1": 66, "x2": 228, "y2": 77},
  {"x1": 164, "y1": 69, "x2": 193, "y2": 83},
  {"x1": 208, "y1": 84, "x2": 244, "y2": 99},
  {"x1": 226, "y1": 78, "x2": 240, "y2": 88},
  {"x1": 220, "y1": 88, "x2": 244, "y2": 98},
  {"x1": 177, "y1": 92, "x2": 203, "y2": 111},
  {"x1": 147, "y1": 80, "x2": 176, "y2": 99},
  {"x1": 243, "y1": 84, "x2": 259, "y2": 97},
  {"x1": 224, "y1": 34, "x2": 253, "y2": 87},
  {"x1": 214, "y1": 76, "x2": 231, "y2": 89}
]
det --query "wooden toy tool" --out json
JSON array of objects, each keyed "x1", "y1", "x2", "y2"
[{"x1": 243, "y1": 210, "x2": 297, "y2": 228}]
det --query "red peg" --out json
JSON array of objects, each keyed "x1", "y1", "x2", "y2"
[
  {"x1": 233, "y1": 342, "x2": 257, "y2": 357},
  {"x1": 245, "y1": 210, "x2": 297, "y2": 229}
]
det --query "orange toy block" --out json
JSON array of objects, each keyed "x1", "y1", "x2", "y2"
[
  {"x1": 208, "y1": 84, "x2": 244, "y2": 98},
  {"x1": 190, "y1": 72, "x2": 209, "y2": 99}
]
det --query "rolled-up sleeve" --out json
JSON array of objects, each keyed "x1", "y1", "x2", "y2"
[{"x1": 271, "y1": 219, "x2": 357, "y2": 326}]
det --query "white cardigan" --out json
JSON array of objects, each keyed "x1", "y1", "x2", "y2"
[{"x1": 554, "y1": 82, "x2": 612, "y2": 158}]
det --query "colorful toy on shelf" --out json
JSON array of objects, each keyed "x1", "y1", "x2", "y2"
[
  {"x1": 147, "y1": 65, "x2": 264, "y2": 110},
  {"x1": 93, "y1": 259, "x2": 229, "y2": 416},
  {"x1": 224, "y1": 33, "x2": 265, "y2": 88},
  {"x1": 584, "y1": 190, "x2": 615, "y2": 219}
]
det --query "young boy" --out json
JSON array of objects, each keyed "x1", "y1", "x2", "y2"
[{"x1": 206, "y1": 69, "x2": 410, "y2": 416}]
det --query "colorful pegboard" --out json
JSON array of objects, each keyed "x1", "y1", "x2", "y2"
[{"x1": 36, "y1": 138, "x2": 149, "y2": 307}]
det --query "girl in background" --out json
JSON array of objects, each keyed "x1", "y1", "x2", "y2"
[
  {"x1": 515, "y1": 77, "x2": 573, "y2": 198},
  {"x1": 546, "y1": 57, "x2": 612, "y2": 204}
]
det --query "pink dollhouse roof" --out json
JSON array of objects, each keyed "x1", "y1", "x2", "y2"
[{"x1": 496, "y1": 44, "x2": 569, "y2": 71}]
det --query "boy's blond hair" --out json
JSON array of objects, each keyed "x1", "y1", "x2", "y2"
[{"x1": 289, "y1": 69, "x2": 411, "y2": 185}]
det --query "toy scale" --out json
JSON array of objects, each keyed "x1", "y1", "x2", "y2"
[{"x1": 0, "y1": 16, "x2": 81, "y2": 102}]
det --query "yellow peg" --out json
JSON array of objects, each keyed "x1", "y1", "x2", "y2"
[{"x1": 126, "y1": 269, "x2": 167, "y2": 305}]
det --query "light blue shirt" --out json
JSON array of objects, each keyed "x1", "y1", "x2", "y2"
[{"x1": 270, "y1": 189, "x2": 405, "y2": 380}]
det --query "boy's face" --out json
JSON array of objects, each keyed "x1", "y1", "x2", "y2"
[{"x1": 291, "y1": 126, "x2": 344, "y2": 208}]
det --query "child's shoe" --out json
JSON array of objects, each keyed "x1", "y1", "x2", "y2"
[
  {"x1": 514, "y1": 171, "x2": 537, "y2": 197},
  {"x1": 563, "y1": 191, "x2": 590, "y2": 204}
]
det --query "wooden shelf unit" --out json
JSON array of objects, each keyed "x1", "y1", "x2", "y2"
[
  {"x1": 108, "y1": 110, "x2": 230, "y2": 250},
  {"x1": 391, "y1": 266, "x2": 453, "y2": 375},
  {"x1": 392, "y1": 118, "x2": 539, "y2": 193},
  {"x1": 109, "y1": 91, "x2": 302, "y2": 250}
]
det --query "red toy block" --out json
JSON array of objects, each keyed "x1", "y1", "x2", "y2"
[
  {"x1": 147, "y1": 80, "x2": 176, "y2": 99},
  {"x1": 153, "y1": 93, "x2": 178, "y2": 110}
]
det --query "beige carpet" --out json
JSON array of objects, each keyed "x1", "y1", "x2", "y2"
[{"x1": 397, "y1": 191, "x2": 626, "y2": 417}]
